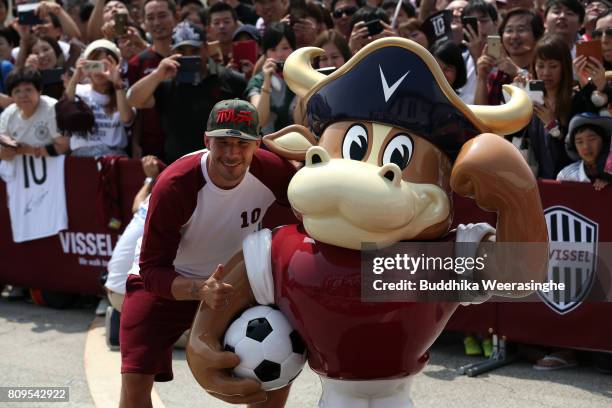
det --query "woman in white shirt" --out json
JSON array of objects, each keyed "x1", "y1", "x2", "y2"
[
  {"x1": 65, "y1": 39, "x2": 135, "y2": 157},
  {"x1": 0, "y1": 67, "x2": 68, "y2": 160},
  {"x1": 557, "y1": 113, "x2": 612, "y2": 191}
]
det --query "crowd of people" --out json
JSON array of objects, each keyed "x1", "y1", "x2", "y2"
[
  {"x1": 0, "y1": 0, "x2": 611, "y2": 403},
  {"x1": 0, "y1": 0, "x2": 608, "y2": 181}
]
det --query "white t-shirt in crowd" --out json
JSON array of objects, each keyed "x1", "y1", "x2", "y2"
[
  {"x1": 0, "y1": 95, "x2": 59, "y2": 146},
  {"x1": 69, "y1": 84, "x2": 134, "y2": 151},
  {"x1": 557, "y1": 161, "x2": 590, "y2": 183},
  {"x1": 105, "y1": 195, "x2": 149, "y2": 295}
]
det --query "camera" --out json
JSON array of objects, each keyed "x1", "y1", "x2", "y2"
[{"x1": 276, "y1": 61, "x2": 285, "y2": 73}]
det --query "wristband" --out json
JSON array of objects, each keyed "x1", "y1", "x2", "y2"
[
  {"x1": 144, "y1": 177, "x2": 154, "y2": 185},
  {"x1": 114, "y1": 81, "x2": 127, "y2": 91},
  {"x1": 45, "y1": 144, "x2": 58, "y2": 156}
]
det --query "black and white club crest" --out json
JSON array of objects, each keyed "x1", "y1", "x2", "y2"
[{"x1": 539, "y1": 206, "x2": 598, "y2": 315}]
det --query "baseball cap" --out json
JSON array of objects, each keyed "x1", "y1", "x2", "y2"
[
  {"x1": 206, "y1": 99, "x2": 261, "y2": 141},
  {"x1": 172, "y1": 21, "x2": 205, "y2": 50},
  {"x1": 232, "y1": 24, "x2": 262, "y2": 44},
  {"x1": 84, "y1": 39, "x2": 121, "y2": 61}
]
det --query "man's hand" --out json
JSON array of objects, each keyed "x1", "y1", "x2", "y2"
[
  {"x1": 200, "y1": 265, "x2": 234, "y2": 309},
  {"x1": 141, "y1": 155, "x2": 160, "y2": 178},
  {"x1": 348, "y1": 21, "x2": 368, "y2": 53},
  {"x1": 153, "y1": 54, "x2": 181, "y2": 81},
  {"x1": 464, "y1": 24, "x2": 486, "y2": 62},
  {"x1": 36, "y1": 0, "x2": 62, "y2": 19}
]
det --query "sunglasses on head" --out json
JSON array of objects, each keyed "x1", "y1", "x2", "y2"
[
  {"x1": 332, "y1": 6, "x2": 358, "y2": 19},
  {"x1": 592, "y1": 28, "x2": 612, "y2": 39}
]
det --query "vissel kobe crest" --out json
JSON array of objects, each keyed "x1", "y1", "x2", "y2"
[{"x1": 539, "y1": 206, "x2": 598, "y2": 315}]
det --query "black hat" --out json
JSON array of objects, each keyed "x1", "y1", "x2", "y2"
[
  {"x1": 284, "y1": 38, "x2": 532, "y2": 160},
  {"x1": 305, "y1": 42, "x2": 482, "y2": 159}
]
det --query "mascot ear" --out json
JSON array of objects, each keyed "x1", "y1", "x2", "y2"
[{"x1": 263, "y1": 125, "x2": 318, "y2": 161}]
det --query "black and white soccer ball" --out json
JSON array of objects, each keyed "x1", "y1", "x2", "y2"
[{"x1": 223, "y1": 305, "x2": 307, "y2": 390}]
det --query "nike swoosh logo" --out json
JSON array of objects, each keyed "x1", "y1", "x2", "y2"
[{"x1": 379, "y1": 65, "x2": 410, "y2": 102}]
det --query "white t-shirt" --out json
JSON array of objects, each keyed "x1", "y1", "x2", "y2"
[
  {"x1": 0, "y1": 155, "x2": 67, "y2": 243},
  {"x1": 105, "y1": 195, "x2": 149, "y2": 294},
  {"x1": 0, "y1": 95, "x2": 59, "y2": 146},
  {"x1": 69, "y1": 84, "x2": 134, "y2": 151},
  {"x1": 557, "y1": 161, "x2": 590, "y2": 183}
]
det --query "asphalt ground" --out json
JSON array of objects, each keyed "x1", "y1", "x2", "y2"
[{"x1": 1, "y1": 297, "x2": 611, "y2": 408}]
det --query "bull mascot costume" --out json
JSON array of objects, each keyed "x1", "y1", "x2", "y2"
[{"x1": 186, "y1": 38, "x2": 548, "y2": 407}]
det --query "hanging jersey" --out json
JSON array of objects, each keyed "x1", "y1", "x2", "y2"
[
  {"x1": 138, "y1": 148, "x2": 295, "y2": 298},
  {"x1": 0, "y1": 155, "x2": 67, "y2": 243}
]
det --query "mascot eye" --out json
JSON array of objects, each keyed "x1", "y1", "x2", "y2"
[
  {"x1": 342, "y1": 124, "x2": 369, "y2": 161},
  {"x1": 382, "y1": 134, "x2": 413, "y2": 170}
]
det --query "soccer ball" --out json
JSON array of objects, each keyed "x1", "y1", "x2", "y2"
[{"x1": 223, "y1": 305, "x2": 307, "y2": 391}]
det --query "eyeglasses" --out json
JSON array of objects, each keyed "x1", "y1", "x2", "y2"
[
  {"x1": 592, "y1": 28, "x2": 612, "y2": 39},
  {"x1": 503, "y1": 26, "x2": 531, "y2": 35},
  {"x1": 332, "y1": 6, "x2": 358, "y2": 19}
]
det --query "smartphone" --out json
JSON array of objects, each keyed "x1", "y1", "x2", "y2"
[
  {"x1": 0, "y1": 134, "x2": 19, "y2": 149},
  {"x1": 364, "y1": 19, "x2": 383, "y2": 36},
  {"x1": 207, "y1": 41, "x2": 223, "y2": 62},
  {"x1": 487, "y1": 35, "x2": 502, "y2": 59},
  {"x1": 41, "y1": 68, "x2": 64, "y2": 85},
  {"x1": 176, "y1": 56, "x2": 202, "y2": 84},
  {"x1": 82, "y1": 60, "x2": 106, "y2": 74},
  {"x1": 276, "y1": 61, "x2": 285, "y2": 73},
  {"x1": 527, "y1": 80, "x2": 545, "y2": 105},
  {"x1": 232, "y1": 40, "x2": 258, "y2": 66},
  {"x1": 461, "y1": 16, "x2": 478, "y2": 35},
  {"x1": 316, "y1": 67, "x2": 336, "y2": 76},
  {"x1": 576, "y1": 40, "x2": 603, "y2": 62},
  {"x1": 114, "y1": 12, "x2": 128, "y2": 37},
  {"x1": 17, "y1": 4, "x2": 43, "y2": 26}
]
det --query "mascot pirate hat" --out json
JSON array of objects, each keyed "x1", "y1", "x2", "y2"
[{"x1": 283, "y1": 38, "x2": 532, "y2": 160}]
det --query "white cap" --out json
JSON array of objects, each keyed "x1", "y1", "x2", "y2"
[{"x1": 83, "y1": 39, "x2": 121, "y2": 61}]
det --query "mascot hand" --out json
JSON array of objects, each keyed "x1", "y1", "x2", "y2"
[
  {"x1": 187, "y1": 335, "x2": 267, "y2": 404},
  {"x1": 187, "y1": 251, "x2": 268, "y2": 404},
  {"x1": 451, "y1": 133, "x2": 538, "y2": 213}
]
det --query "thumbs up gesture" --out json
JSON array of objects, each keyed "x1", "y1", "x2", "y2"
[{"x1": 201, "y1": 264, "x2": 234, "y2": 309}]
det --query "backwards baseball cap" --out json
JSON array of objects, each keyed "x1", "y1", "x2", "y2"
[
  {"x1": 206, "y1": 99, "x2": 261, "y2": 141},
  {"x1": 84, "y1": 39, "x2": 121, "y2": 61},
  {"x1": 172, "y1": 21, "x2": 205, "y2": 50},
  {"x1": 232, "y1": 24, "x2": 262, "y2": 44}
]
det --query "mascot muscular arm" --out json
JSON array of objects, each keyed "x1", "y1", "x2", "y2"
[{"x1": 187, "y1": 38, "x2": 548, "y2": 405}]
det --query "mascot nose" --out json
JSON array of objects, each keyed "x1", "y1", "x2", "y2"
[
  {"x1": 378, "y1": 163, "x2": 402, "y2": 187},
  {"x1": 305, "y1": 146, "x2": 331, "y2": 167}
]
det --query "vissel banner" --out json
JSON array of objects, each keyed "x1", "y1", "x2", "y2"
[{"x1": 0, "y1": 157, "x2": 143, "y2": 295}]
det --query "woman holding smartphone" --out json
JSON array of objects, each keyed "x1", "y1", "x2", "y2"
[
  {"x1": 246, "y1": 22, "x2": 296, "y2": 134},
  {"x1": 65, "y1": 39, "x2": 135, "y2": 157},
  {"x1": 523, "y1": 35, "x2": 575, "y2": 179},
  {"x1": 474, "y1": 8, "x2": 543, "y2": 106},
  {"x1": 18, "y1": 35, "x2": 67, "y2": 100}
]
